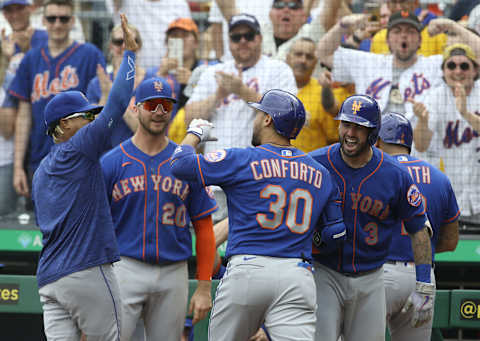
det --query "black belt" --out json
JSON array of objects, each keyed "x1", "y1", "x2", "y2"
[{"x1": 342, "y1": 267, "x2": 380, "y2": 277}]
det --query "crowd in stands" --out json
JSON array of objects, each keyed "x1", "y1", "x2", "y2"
[{"x1": 0, "y1": 0, "x2": 479, "y2": 229}]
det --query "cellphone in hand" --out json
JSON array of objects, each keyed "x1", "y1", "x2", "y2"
[{"x1": 168, "y1": 38, "x2": 183, "y2": 69}]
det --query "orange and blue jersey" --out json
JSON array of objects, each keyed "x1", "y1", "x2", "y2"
[
  {"x1": 101, "y1": 140, "x2": 218, "y2": 264},
  {"x1": 309, "y1": 144, "x2": 427, "y2": 273},
  {"x1": 171, "y1": 143, "x2": 345, "y2": 260},
  {"x1": 8, "y1": 41, "x2": 105, "y2": 171},
  {"x1": 388, "y1": 154, "x2": 460, "y2": 262}
]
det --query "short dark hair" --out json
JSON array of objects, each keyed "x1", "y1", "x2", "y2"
[{"x1": 44, "y1": 0, "x2": 73, "y2": 10}]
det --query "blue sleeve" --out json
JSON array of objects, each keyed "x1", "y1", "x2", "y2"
[
  {"x1": 318, "y1": 179, "x2": 344, "y2": 229},
  {"x1": 170, "y1": 145, "x2": 204, "y2": 184},
  {"x1": 71, "y1": 50, "x2": 136, "y2": 160},
  {"x1": 397, "y1": 170, "x2": 427, "y2": 234},
  {"x1": 8, "y1": 52, "x2": 31, "y2": 101}
]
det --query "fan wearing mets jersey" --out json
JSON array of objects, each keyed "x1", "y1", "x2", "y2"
[
  {"x1": 171, "y1": 89, "x2": 347, "y2": 341},
  {"x1": 32, "y1": 15, "x2": 137, "y2": 341},
  {"x1": 9, "y1": 0, "x2": 106, "y2": 199},
  {"x1": 376, "y1": 112, "x2": 460, "y2": 341},
  {"x1": 309, "y1": 95, "x2": 433, "y2": 341},
  {"x1": 101, "y1": 77, "x2": 218, "y2": 341}
]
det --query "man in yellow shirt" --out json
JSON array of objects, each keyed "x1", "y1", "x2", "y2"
[
  {"x1": 286, "y1": 38, "x2": 351, "y2": 152},
  {"x1": 370, "y1": 0, "x2": 446, "y2": 56}
]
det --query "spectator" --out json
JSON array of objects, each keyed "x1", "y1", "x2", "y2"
[
  {"x1": 105, "y1": 0, "x2": 191, "y2": 69},
  {"x1": 370, "y1": 0, "x2": 446, "y2": 56},
  {"x1": 208, "y1": 0, "x2": 272, "y2": 61},
  {"x1": 317, "y1": 12, "x2": 480, "y2": 124},
  {"x1": 214, "y1": 0, "x2": 341, "y2": 62},
  {"x1": 185, "y1": 13, "x2": 297, "y2": 223},
  {"x1": 285, "y1": 37, "x2": 341, "y2": 152},
  {"x1": 147, "y1": 17, "x2": 218, "y2": 117},
  {"x1": 9, "y1": 0, "x2": 105, "y2": 200},
  {"x1": 412, "y1": 43, "x2": 480, "y2": 228},
  {"x1": 101, "y1": 77, "x2": 217, "y2": 341},
  {"x1": 468, "y1": 3, "x2": 480, "y2": 34},
  {"x1": 0, "y1": 0, "x2": 47, "y2": 216},
  {"x1": 86, "y1": 23, "x2": 145, "y2": 148}
]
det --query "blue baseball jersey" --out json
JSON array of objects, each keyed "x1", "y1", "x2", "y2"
[
  {"x1": 8, "y1": 41, "x2": 106, "y2": 171},
  {"x1": 309, "y1": 144, "x2": 427, "y2": 273},
  {"x1": 388, "y1": 154, "x2": 460, "y2": 262},
  {"x1": 101, "y1": 140, "x2": 218, "y2": 264},
  {"x1": 32, "y1": 51, "x2": 135, "y2": 288},
  {"x1": 14, "y1": 29, "x2": 48, "y2": 55},
  {"x1": 171, "y1": 144, "x2": 345, "y2": 260}
]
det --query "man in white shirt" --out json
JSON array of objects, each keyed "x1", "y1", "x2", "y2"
[{"x1": 185, "y1": 13, "x2": 296, "y2": 222}]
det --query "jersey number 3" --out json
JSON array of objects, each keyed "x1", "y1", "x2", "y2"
[{"x1": 256, "y1": 185, "x2": 313, "y2": 234}]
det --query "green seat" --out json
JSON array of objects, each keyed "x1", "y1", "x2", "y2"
[
  {"x1": 449, "y1": 290, "x2": 480, "y2": 329},
  {"x1": 187, "y1": 279, "x2": 220, "y2": 341},
  {"x1": 433, "y1": 290, "x2": 450, "y2": 329}
]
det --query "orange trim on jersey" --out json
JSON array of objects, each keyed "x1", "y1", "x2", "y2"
[
  {"x1": 191, "y1": 204, "x2": 219, "y2": 221},
  {"x1": 55, "y1": 43, "x2": 79, "y2": 77},
  {"x1": 196, "y1": 154, "x2": 206, "y2": 187},
  {"x1": 120, "y1": 143, "x2": 149, "y2": 261},
  {"x1": 349, "y1": 150, "x2": 384, "y2": 272},
  {"x1": 257, "y1": 146, "x2": 306, "y2": 158},
  {"x1": 40, "y1": 48, "x2": 50, "y2": 65},
  {"x1": 121, "y1": 162, "x2": 132, "y2": 167},
  {"x1": 8, "y1": 90, "x2": 28, "y2": 101},
  {"x1": 156, "y1": 158, "x2": 172, "y2": 261},
  {"x1": 326, "y1": 146, "x2": 346, "y2": 210},
  {"x1": 444, "y1": 209, "x2": 460, "y2": 223},
  {"x1": 399, "y1": 159, "x2": 421, "y2": 164}
]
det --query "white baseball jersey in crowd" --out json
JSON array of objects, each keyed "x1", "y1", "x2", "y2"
[
  {"x1": 332, "y1": 47, "x2": 443, "y2": 121},
  {"x1": 188, "y1": 55, "x2": 297, "y2": 154},
  {"x1": 422, "y1": 82, "x2": 480, "y2": 218}
]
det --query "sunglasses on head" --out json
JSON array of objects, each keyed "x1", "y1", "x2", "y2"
[
  {"x1": 64, "y1": 111, "x2": 96, "y2": 121},
  {"x1": 446, "y1": 61, "x2": 470, "y2": 71},
  {"x1": 44, "y1": 15, "x2": 71, "y2": 24},
  {"x1": 272, "y1": 1, "x2": 303, "y2": 10},
  {"x1": 139, "y1": 98, "x2": 174, "y2": 113},
  {"x1": 229, "y1": 31, "x2": 256, "y2": 43}
]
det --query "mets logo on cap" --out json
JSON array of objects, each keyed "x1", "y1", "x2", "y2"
[
  {"x1": 406, "y1": 184, "x2": 422, "y2": 207},
  {"x1": 352, "y1": 100, "x2": 362, "y2": 114},
  {"x1": 154, "y1": 81, "x2": 163, "y2": 92}
]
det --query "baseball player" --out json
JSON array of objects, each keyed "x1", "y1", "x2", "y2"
[
  {"x1": 376, "y1": 112, "x2": 460, "y2": 341},
  {"x1": 32, "y1": 14, "x2": 137, "y2": 340},
  {"x1": 171, "y1": 89, "x2": 347, "y2": 341},
  {"x1": 309, "y1": 94, "x2": 433, "y2": 341},
  {"x1": 9, "y1": 0, "x2": 106, "y2": 199},
  {"x1": 101, "y1": 77, "x2": 218, "y2": 341}
]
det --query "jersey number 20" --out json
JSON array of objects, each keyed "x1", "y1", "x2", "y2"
[{"x1": 256, "y1": 185, "x2": 313, "y2": 234}]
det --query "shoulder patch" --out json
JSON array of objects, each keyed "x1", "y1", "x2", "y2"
[
  {"x1": 204, "y1": 149, "x2": 227, "y2": 162},
  {"x1": 406, "y1": 184, "x2": 422, "y2": 207},
  {"x1": 397, "y1": 155, "x2": 408, "y2": 162},
  {"x1": 205, "y1": 186, "x2": 216, "y2": 199}
]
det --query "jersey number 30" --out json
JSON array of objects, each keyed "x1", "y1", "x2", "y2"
[{"x1": 256, "y1": 185, "x2": 313, "y2": 234}]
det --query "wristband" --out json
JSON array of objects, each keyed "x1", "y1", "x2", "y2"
[{"x1": 415, "y1": 264, "x2": 431, "y2": 283}]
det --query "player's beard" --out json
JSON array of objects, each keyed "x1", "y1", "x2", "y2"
[
  {"x1": 251, "y1": 132, "x2": 261, "y2": 147},
  {"x1": 138, "y1": 116, "x2": 168, "y2": 136},
  {"x1": 340, "y1": 135, "x2": 370, "y2": 158}
]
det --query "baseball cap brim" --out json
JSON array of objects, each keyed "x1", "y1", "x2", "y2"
[{"x1": 335, "y1": 113, "x2": 376, "y2": 128}]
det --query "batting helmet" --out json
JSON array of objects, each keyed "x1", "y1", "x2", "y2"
[
  {"x1": 248, "y1": 89, "x2": 306, "y2": 139},
  {"x1": 336, "y1": 94, "x2": 381, "y2": 146},
  {"x1": 378, "y1": 112, "x2": 413, "y2": 150}
]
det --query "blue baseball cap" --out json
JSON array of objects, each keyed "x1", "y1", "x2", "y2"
[
  {"x1": 44, "y1": 91, "x2": 103, "y2": 133},
  {"x1": 1, "y1": 0, "x2": 31, "y2": 8},
  {"x1": 135, "y1": 77, "x2": 177, "y2": 104},
  {"x1": 228, "y1": 13, "x2": 261, "y2": 34}
]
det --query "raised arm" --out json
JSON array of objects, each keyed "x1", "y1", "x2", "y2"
[{"x1": 13, "y1": 100, "x2": 32, "y2": 197}]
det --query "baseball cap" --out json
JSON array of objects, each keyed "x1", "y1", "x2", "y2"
[
  {"x1": 44, "y1": 91, "x2": 103, "y2": 132},
  {"x1": 387, "y1": 11, "x2": 422, "y2": 32},
  {"x1": 135, "y1": 77, "x2": 177, "y2": 103},
  {"x1": 442, "y1": 43, "x2": 478, "y2": 65},
  {"x1": 1, "y1": 0, "x2": 31, "y2": 8},
  {"x1": 228, "y1": 13, "x2": 261, "y2": 34},
  {"x1": 166, "y1": 18, "x2": 199, "y2": 36}
]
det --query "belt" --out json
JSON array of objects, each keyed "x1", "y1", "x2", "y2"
[
  {"x1": 386, "y1": 260, "x2": 415, "y2": 267},
  {"x1": 342, "y1": 267, "x2": 380, "y2": 277}
]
